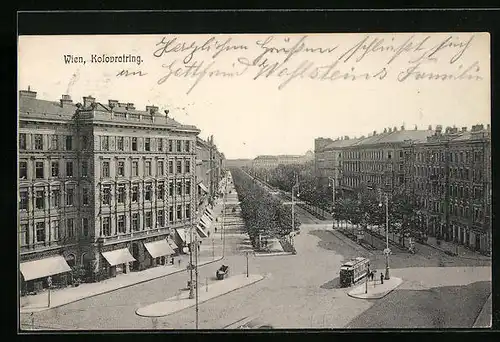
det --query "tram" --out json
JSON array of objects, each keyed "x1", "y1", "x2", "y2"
[{"x1": 339, "y1": 257, "x2": 370, "y2": 288}]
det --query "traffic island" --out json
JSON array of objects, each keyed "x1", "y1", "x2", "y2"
[
  {"x1": 348, "y1": 277, "x2": 403, "y2": 299},
  {"x1": 135, "y1": 274, "x2": 264, "y2": 317}
]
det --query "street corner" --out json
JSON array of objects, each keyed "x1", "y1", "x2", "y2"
[
  {"x1": 348, "y1": 277, "x2": 403, "y2": 300},
  {"x1": 135, "y1": 273, "x2": 265, "y2": 318}
]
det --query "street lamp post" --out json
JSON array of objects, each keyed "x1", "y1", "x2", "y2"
[
  {"x1": 328, "y1": 177, "x2": 336, "y2": 227},
  {"x1": 194, "y1": 214, "x2": 199, "y2": 330},
  {"x1": 246, "y1": 251, "x2": 249, "y2": 277},
  {"x1": 384, "y1": 194, "x2": 390, "y2": 280}
]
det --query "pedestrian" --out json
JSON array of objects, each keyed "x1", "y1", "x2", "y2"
[
  {"x1": 178, "y1": 259, "x2": 181, "y2": 267},
  {"x1": 215, "y1": 227, "x2": 218, "y2": 233},
  {"x1": 198, "y1": 243, "x2": 201, "y2": 252},
  {"x1": 380, "y1": 272, "x2": 384, "y2": 284},
  {"x1": 208, "y1": 231, "x2": 211, "y2": 238}
]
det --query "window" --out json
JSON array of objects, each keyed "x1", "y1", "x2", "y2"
[
  {"x1": 145, "y1": 211, "x2": 152, "y2": 228},
  {"x1": 177, "y1": 181, "x2": 182, "y2": 195},
  {"x1": 157, "y1": 182, "x2": 165, "y2": 200},
  {"x1": 145, "y1": 138, "x2": 151, "y2": 151},
  {"x1": 51, "y1": 161, "x2": 59, "y2": 177},
  {"x1": 81, "y1": 160, "x2": 88, "y2": 177},
  {"x1": 132, "y1": 137, "x2": 138, "y2": 151},
  {"x1": 19, "y1": 223, "x2": 28, "y2": 246},
  {"x1": 176, "y1": 160, "x2": 182, "y2": 174},
  {"x1": 19, "y1": 161, "x2": 27, "y2": 179},
  {"x1": 81, "y1": 136, "x2": 88, "y2": 150},
  {"x1": 118, "y1": 215, "x2": 125, "y2": 233},
  {"x1": 102, "y1": 186, "x2": 111, "y2": 205},
  {"x1": 157, "y1": 161, "x2": 164, "y2": 176},
  {"x1": 82, "y1": 218, "x2": 89, "y2": 237},
  {"x1": 132, "y1": 161, "x2": 139, "y2": 176},
  {"x1": 132, "y1": 213, "x2": 139, "y2": 231},
  {"x1": 117, "y1": 186, "x2": 125, "y2": 203},
  {"x1": 35, "y1": 190, "x2": 44, "y2": 209},
  {"x1": 36, "y1": 222, "x2": 45, "y2": 242},
  {"x1": 176, "y1": 140, "x2": 182, "y2": 152},
  {"x1": 19, "y1": 191, "x2": 28, "y2": 210},
  {"x1": 185, "y1": 206, "x2": 191, "y2": 219},
  {"x1": 66, "y1": 161, "x2": 74, "y2": 177},
  {"x1": 51, "y1": 189, "x2": 61, "y2": 208},
  {"x1": 387, "y1": 151, "x2": 392, "y2": 159},
  {"x1": 185, "y1": 140, "x2": 190, "y2": 152},
  {"x1": 34, "y1": 134, "x2": 43, "y2": 150},
  {"x1": 176, "y1": 205, "x2": 182, "y2": 220},
  {"x1": 102, "y1": 161, "x2": 109, "y2": 178},
  {"x1": 65, "y1": 136, "x2": 72, "y2": 150},
  {"x1": 67, "y1": 218, "x2": 75, "y2": 238},
  {"x1": 157, "y1": 210, "x2": 165, "y2": 227},
  {"x1": 35, "y1": 161, "x2": 44, "y2": 179},
  {"x1": 185, "y1": 180, "x2": 191, "y2": 196},
  {"x1": 82, "y1": 188, "x2": 89, "y2": 205},
  {"x1": 51, "y1": 135, "x2": 58, "y2": 150},
  {"x1": 169, "y1": 182, "x2": 174, "y2": 197},
  {"x1": 145, "y1": 161, "x2": 151, "y2": 176},
  {"x1": 117, "y1": 161, "x2": 125, "y2": 176},
  {"x1": 168, "y1": 140, "x2": 173, "y2": 152},
  {"x1": 132, "y1": 184, "x2": 138, "y2": 202},
  {"x1": 19, "y1": 133, "x2": 27, "y2": 150},
  {"x1": 145, "y1": 183, "x2": 152, "y2": 201},
  {"x1": 169, "y1": 206, "x2": 174, "y2": 222},
  {"x1": 117, "y1": 137, "x2": 124, "y2": 151},
  {"x1": 102, "y1": 217, "x2": 111, "y2": 236},
  {"x1": 101, "y1": 136, "x2": 109, "y2": 150},
  {"x1": 51, "y1": 220, "x2": 59, "y2": 241},
  {"x1": 185, "y1": 160, "x2": 191, "y2": 173},
  {"x1": 66, "y1": 188, "x2": 74, "y2": 206},
  {"x1": 168, "y1": 160, "x2": 174, "y2": 174},
  {"x1": 157, "y1": 138, "x2": 163, "y2": 151}
]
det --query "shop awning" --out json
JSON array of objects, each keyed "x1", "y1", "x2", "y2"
[
  {"x1": 205, "y1": 207, "x2": 215, "y2": 217},
  {"x1": 202, "y1": 213, "x2": 213, "y2": 223},
  {"x1": 201, "y1": 216, "x2": 212, "y2": 228},
  {"x1": 144, "y1": 239, "x2": 176, "y2": 258},
  {"x1": 102, "y1": 248, "x2": 136, "y2": 266},
  {"x1": 175, "y1": 228, "x2": 193, "y2": 244},
  {"x1": 196, "y1": 224, "x2": 209, "y2": 238},
  {"x1": 198, "y1": 182, "x2": 209, "y2": 193},
  {"x1": 204, "y1": 210, "x2": 214, "y2": 220},
  {"x1": 199, "y1": 219, "x2": 209, "y2": 230},
  {"x1": 20, "y1": 255, "x2": 72, "y2": 281}
]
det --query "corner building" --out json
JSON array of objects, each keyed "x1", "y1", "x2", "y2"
[{"x1": 18, "y1": 89, "x2": 203, "y2": 292}]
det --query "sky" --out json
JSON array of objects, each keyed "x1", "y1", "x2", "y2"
[{"x1": 18, "y1": 33, "x2": 490, "y2": 159}]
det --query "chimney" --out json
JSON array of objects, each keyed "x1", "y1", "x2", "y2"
[
  {"x1": 126, "y1": 103, "x2": 135, "y2": 110},
  {"x1": 146, "y1": 105, "x2": 159, "y2": 114},
  {"x1": 401, "y1": 125, "x2": 405, "y2": 131},
  {"x1": 393, "y1": 126, "x2": 397, "y2": 132},
  {"x1": 388, "y1": 127, "x2": 392, "y2": 133},
  {"x1": 428, "y1": 125, "x2": 432, "y2": 130},
  {"x1": 384, "y1": 128, "x2": 387, "y2": 133},
  {"x1": 60, "y1": 94, "x2": 73, "y2": 107},
  {"x1": 487, "y1": 124, "x2": 490, "y2": 131},
  {"x1": 344, "y1": 136, "x2": 349, "y2": 140},
  {"x1": 108, "y1": 100, "x2": 118, "y2": 108},
  {"x1": 462, "y1": 127, "x2": 467, "y2": 132},
  {"x1": 414, "y1": 125, "x2": 418, "y2": 130},
  {"x1": 19, "y1": 88, "x2": 37, "y2": 99},
  {"x1": 436, "y1": 125, "x2": 442, "y2": 134},
  {"x1": 373, "y1": 131, "x2": 377, "y2": 136},
  {"x1": 83, "y1": 96, "x2": 95, "y2": 108}
]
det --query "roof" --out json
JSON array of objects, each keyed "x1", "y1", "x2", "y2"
[
  {"x1": 19, "y1": 95, "x2": 77, "y2": 120},
  {"x1": 323, "y1": 138, "x2": 363, "y2": 150},
  {"x1": 349, "y1": 129, "x2": 434, "y2": 147}
]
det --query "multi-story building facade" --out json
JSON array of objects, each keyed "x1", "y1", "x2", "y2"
[
  {"x1": 196, "y1": 136, "x2": 225, "y2": 207},
  {"x1": 314, "y1": 123, "x2": 491, "y2": 255},
  {"x1": 402, "y1": 124, "x2": 491, "y2": 253},
  {"x1": 252, "y1": 151, "x2": 314, "y2": 170},
  {"x1": 18, "y1": 89, "x2": 225, "y2": 293}
]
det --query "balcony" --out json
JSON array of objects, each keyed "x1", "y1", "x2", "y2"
[{"x1": 97, "y1": 227, "x2": 171, "y2": 245}]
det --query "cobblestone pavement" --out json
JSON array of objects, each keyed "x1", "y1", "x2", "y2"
[{"x1": 20, "y1": 197, "x2": 492, "y2": 330}]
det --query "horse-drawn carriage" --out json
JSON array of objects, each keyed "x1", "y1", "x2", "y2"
[{"x1": 216, "y1": 265, "x2": 230, "y2": 280}]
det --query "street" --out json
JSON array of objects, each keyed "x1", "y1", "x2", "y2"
[{"x1": 20, "y1": 201, "x2": 491, "y2": 330}]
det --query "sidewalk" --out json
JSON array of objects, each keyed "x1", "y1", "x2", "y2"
[
  {"x1": 136, "y1": 273, "x2": 264, "y2": 317},
  {"x1": 424, "y1": 236, "x2": 491, "y2": 261},
  {"x1": 473, "y1": 293, "x2": 492, "y2": 328},
  {"x1": 348, "y1": 277, "x2": 403, "y2": 299},
  {"x1": 20, "y1": 254, "x2": 223, "y2": 314}
]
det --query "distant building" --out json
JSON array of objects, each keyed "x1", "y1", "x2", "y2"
[{"x1": 252, "y1": 151, "x2": 314, "y2": 170}]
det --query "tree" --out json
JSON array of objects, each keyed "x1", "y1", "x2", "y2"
[{"x1": 388, "y1": 191, "x2": 424, "y2": 247}]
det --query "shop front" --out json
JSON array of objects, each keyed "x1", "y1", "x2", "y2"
[
  {"x1": 20, "y1": 255, "x2": 72, "y2": 295},
  {"x1": 144, "y1": 239, "x2": 176, "y2": 267},
  {"x1": 101, "y1": 248, "x2": 136, "y2": 278}
]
